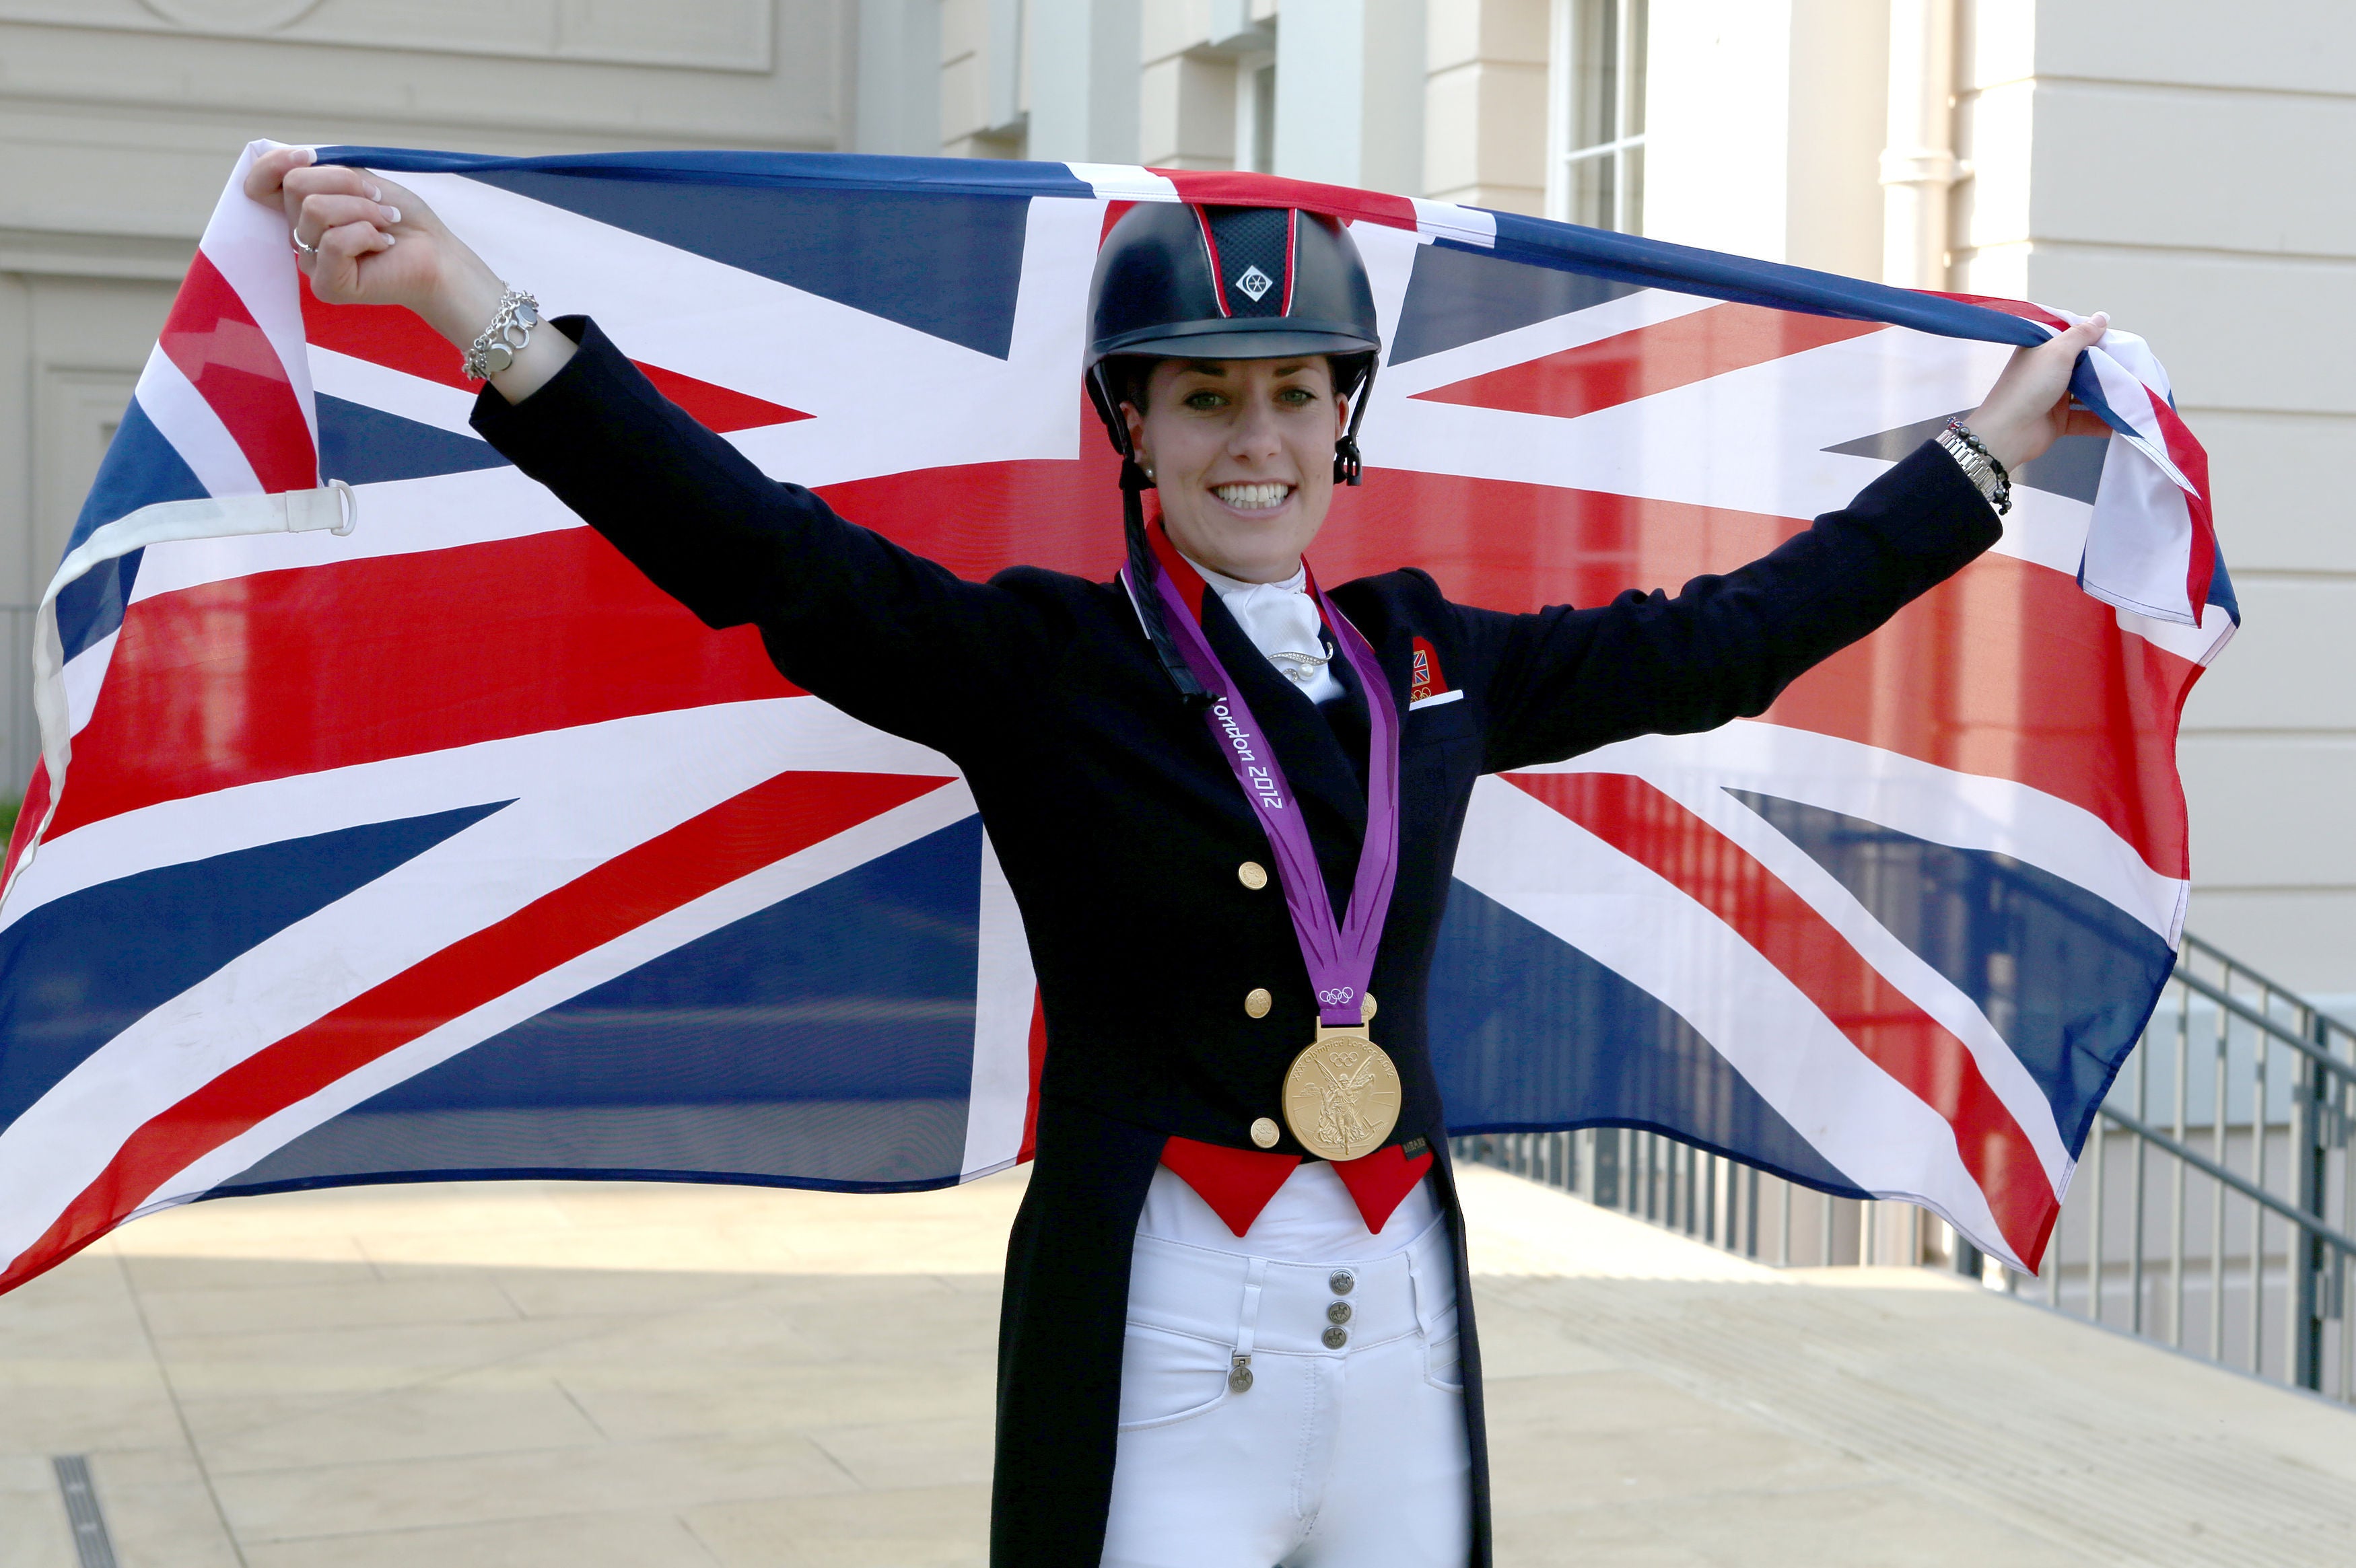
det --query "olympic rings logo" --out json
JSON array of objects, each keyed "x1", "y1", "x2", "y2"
[{"x1": 1316, "y1": 986, "x2": 1357, "y2": 1007}]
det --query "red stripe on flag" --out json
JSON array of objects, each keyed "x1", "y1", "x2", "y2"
[
  {"x1": 1410, "y1": 304, "x2": 1887, "y2": 421},
  {"x1": 299, "y1": 289, "x2": 809, "y2": 432},
  {"x1": 161, "y1": 250, "x2": 316, "y2": 492},
  {"x1": 816, "y1": 418, "x2": 1130, "y2": 583},
  {"x1": 1922, "y1": 290, "x2": 2075, "y2": 334},
  {"x1": 46, "y1": 528, "x2": 804, "y2": 839},
  {"x1": 632, "y1": 365, "x2": 810, "y2": 435},
  {"x1": 1016, "y1": 988, "x2": 1047, "y2": 1166},
  {"x1": 1511, "y1": 770, "x2": 2060, "y2": 1266},
  {"x1": 43, "y1": 433, "x2": 2201, "y2": 880},
  {"x1": 0, "y1": 768, "x2": 957, "y2": 1295},
  {"x1": 1313, "y1": 468, "x2": 2198, "y2": 878},
  {"x1": 2137, "y1": 388, "x2": 2219, "y2": 616},
  {"x1": 300, "y1": 287, "x2": 472, "y2": 390},
  {"x1": 1, "y1": 758, "x2": 51, "y2": 892}
]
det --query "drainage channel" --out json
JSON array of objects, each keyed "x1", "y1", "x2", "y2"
[{"x1": 52, "y1": 1456, "x2": 119, "y2": 1568}]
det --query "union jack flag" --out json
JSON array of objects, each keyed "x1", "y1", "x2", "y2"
[{"x1": 0, "y1": 143, "x2": 2233, "y2": 1293}]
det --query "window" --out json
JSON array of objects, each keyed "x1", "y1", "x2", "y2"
[
  {"x1": 1235, "y1": 52, "x2": 1276, "y2": 174},
  {"x1": 1549, "y1": 0, "x2": 1648, "y2": 233}
]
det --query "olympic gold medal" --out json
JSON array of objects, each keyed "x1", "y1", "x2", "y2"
[{"x1": 1281, "y1": 1025, "x2": 1402, "y2": 1162}]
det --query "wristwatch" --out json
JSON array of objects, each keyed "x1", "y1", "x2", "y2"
[{"x1": 1935, "y1": 419, "x2": 2012, "y2": 515}]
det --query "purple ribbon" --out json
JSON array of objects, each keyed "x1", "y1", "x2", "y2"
[{"x1": 1123, "y1": 555, "x2": 1401, "y2": 1029}]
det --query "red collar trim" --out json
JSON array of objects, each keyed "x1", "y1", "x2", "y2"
[
  {"x1": 1145, "y1": 517, "x2": 1210, "y2": 619},
  {"x1": 1145, "y1": 518, "x2": 1322, "y2": 627},
  {"x1": 1160, "y1": 1135, "x2": 1435, "y2": 1238}
]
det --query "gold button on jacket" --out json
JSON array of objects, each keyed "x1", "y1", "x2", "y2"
[
  {"x1": 1244, "y1": 987, "x2": 1272, "y2": 1018},
  {"x1": 1237, "y1": 860, "x2": 1268, "y2": 890}
]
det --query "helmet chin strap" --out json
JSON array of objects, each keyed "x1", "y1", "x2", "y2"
[
  {"x1": 1121, "y1": 455, "x2": 1210, "y2": 704},
  {"x1": 1333, "y1": 357, "x2": 1376, "y2": 486}
]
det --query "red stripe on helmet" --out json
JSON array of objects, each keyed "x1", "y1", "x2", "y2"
[{"x1": 1281, "y1": 208, "x2": 1299, "y2": 315}]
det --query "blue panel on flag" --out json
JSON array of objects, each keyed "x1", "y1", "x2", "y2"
[
  {"x1": 213, "y1": 815, "x2": 986, "y2": 1195},
  {"x1": 1427, "y1": 876, "x2": 1868, "y2": 1196},
  {"x1": 0, "y1": 802, "x2": 508, "y2": 1133},
  {"x1": 1825, "y1": 415, "x2": 2108, "y2": 505},
  {"x1": 67, "y1": 397, "x2": 206, "y2": 554},
  {"x1": 1728, "y1": 790, "x2": 2176, "y2": 1151},
  {"x1": 2205, "y1": 551, "x2": 2240, "y2": 622},
  {"x1": 460, "y1": 170, "x2": 1033, "y2": 360},
  {"x1": 56, "y1": 549, "x2": 141, "y2": 668},
  {"x1": 54, "y1": 396, "x2": 210, "y2": 660},
  {"x1": 317, "y1": 393, "x2": 512, "y2": 485},
  {"x1": 1388, "y1": 240, "x2": 1639, "y2": 365}
]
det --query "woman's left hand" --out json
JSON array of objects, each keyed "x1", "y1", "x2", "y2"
[{"x1": 1964, "y1": 312, "x2": 2116, "y2": 472}]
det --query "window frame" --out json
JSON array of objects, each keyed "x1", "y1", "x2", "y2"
[{"x1": 1546, "y1": 0, "x2": 1649, "y2": 234}]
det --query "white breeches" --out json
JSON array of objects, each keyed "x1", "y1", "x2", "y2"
[{"x1": 1099, "y1": 1214, "x2": 1473, "y2": 1567}]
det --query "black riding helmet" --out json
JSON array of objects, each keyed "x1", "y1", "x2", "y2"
[
  {"x1": 1084, "y1": 202, "x2": 1384, "y2": 701},
  {"x1": 1085, "y1": 202, "x2": 1383, "y2": 487}
]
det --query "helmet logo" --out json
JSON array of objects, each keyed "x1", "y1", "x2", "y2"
[{"x1": 1233, "y1": 264, "x2": 1276, "y2": 303}]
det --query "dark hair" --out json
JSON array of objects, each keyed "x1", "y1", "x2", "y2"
[{"x1": 1105, "y1": 353, "x2": 1371, "y2": 417}]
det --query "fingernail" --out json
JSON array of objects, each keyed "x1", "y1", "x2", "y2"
[
  {"x1": 366, "y1": 183, "x2": 381, "y2": 200},
  {"x1": 382, "y1": 233, "x2": 396, "y2": 246},
  {"x1": 382, "y1": 206, "x2": 401, "y2": 224}
]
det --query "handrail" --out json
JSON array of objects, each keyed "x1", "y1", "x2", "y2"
[
  {"x1": 2098, "y1": 1102, "x2": 2356, "y2": 1258},
  {"x1": 2170, "y1": 965, "x2": 2356, "y2": 1083},
  {"x1": 2183, "y1": 933, "x2": 2356, "y2": 1040}
]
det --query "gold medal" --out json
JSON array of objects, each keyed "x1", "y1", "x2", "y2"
[{"x1": 1281, "y1": 1024, "x2": 1402, "y2": 1161}]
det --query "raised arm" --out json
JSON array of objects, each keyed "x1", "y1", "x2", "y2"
[
  {"x1": 1459, "y1": 313, "x2": 2114, "y2": 773},
  {"x1": 248, "y1": 147, "x2": 577, "y2": 402},
  {"x1": 244, "y1": 147, "x2": 1057, "y2": 753}
]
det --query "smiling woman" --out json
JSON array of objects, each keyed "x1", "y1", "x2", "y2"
[
  {"x1": 1121, "y1": 356, "x2": 1344, "y2": 583},
  {"x1": 236, "y1": 143, "x2": 2107, "y2": 1568}
]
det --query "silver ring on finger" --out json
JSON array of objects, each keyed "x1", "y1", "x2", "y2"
[{"x1": 291, "y1": 230, "x2": 322, "y2": 261}]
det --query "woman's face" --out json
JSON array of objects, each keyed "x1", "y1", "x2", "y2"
[{"x1": 1122, "y1": 357, "x2": 1346, "y2": 584}]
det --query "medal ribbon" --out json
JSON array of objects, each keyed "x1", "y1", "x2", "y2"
[{"x1": 1121, "y1": 526, "x2": 1401, "y2": 1030}]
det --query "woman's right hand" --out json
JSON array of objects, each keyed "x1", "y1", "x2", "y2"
[{"x1": 244, "y1": 145, "x2": 573, "y2": 401}]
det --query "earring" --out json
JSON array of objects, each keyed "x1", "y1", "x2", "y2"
[{"x1": 1142, "y1": 462, "x2": 1156, "y2": 484}]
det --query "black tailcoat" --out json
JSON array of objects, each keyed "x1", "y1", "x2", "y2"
[{"x1": 475, "y1": 320, "x2": 1999, "y2": 1566}]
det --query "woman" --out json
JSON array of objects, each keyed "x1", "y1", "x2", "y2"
[{"x1": 247, "y1": 146, "x2": 2106, "y2": 1568}]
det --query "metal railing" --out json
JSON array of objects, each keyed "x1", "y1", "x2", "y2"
[{"x1": 1459, "y1": 933, "x2": 2356, "y2": 1405}]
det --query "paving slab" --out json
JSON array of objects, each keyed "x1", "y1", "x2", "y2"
[{"x1": 0, "y1": 1163, "x2": 2349, "y2": 1565}]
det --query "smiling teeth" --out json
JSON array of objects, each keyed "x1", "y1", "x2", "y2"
[{"x1": 1215, "y1": 483, "x2": 1291, "y2": 509}]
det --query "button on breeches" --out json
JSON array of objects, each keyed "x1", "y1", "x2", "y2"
[{"x1": 1098, "y1": 1219, "x2": 1471, "y2": 1568}]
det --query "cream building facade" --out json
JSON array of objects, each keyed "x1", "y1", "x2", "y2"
[{"x1": 2, "y1": 0, "x2": 2348, "y2": 996}]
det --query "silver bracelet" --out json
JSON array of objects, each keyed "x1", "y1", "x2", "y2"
[
  {"x1": 462, "y1": 288, "x2": 541, "y2": 382},
  {"x1": 1935, "y1": 418, "x2": 2012, "y2": 515}
]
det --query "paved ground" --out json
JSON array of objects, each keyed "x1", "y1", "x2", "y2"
[{"x1": 3, "y1": 1165, "x2": 2353, "y2": 1567}]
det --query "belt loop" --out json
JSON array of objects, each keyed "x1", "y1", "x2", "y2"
[
  {"x1": 1407, "y1": 1240, "x2": 1441, "y2": 1339},
  {"x1": 1237, "y1": 1256, "x2": 1267, "y2": 1357},
  {"x1": 1229, "y1": 1257, "x2": 1268, "y2": 1393}
]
